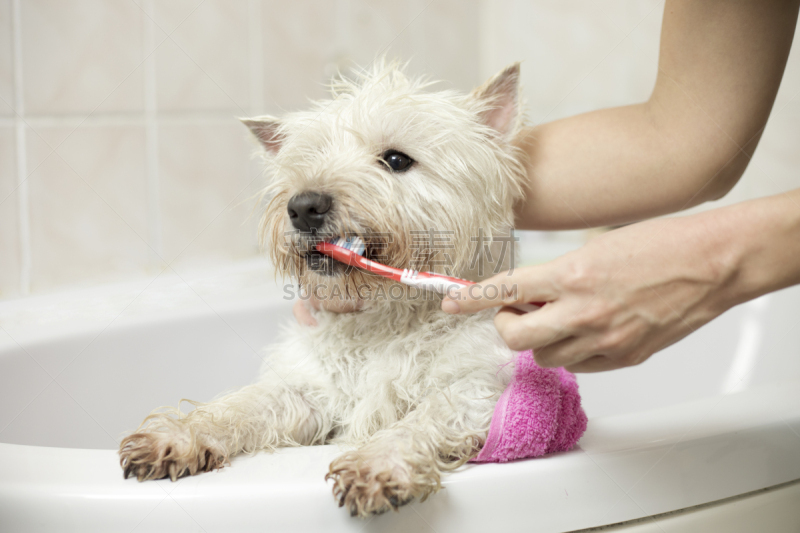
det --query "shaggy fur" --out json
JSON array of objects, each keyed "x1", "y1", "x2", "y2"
[{"x1": 120, "y1": 60, "x2": 527, "y2": 517}]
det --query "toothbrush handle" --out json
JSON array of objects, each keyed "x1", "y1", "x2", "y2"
[
  {"x1": 416, "y1": 272, "x2": 544, "y2": 313},
  {"x1": 315, "y1": 242, "x2": 545, "y2": 313}
]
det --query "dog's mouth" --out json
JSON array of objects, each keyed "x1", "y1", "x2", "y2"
[
  {"x1": 300, "y1": 234, "x2": 381, "y2": 277},
  {"x1": 302, "y1": 248, "x2": 342, "y2": 276}
]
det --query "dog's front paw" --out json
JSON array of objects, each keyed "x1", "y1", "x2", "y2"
[
  {"x1": 326, "y1": 450, "x2": 434, "y2": 518},
  {"x1": 119, "y1": 430, "x2": 226, "y2": 482}
]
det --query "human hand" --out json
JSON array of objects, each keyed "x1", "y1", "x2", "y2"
[{"x1": 441, "y1": 214, "x2": 738, "y2": 372}]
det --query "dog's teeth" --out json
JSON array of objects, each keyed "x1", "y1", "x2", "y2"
[{"x1": 328, "y1": 236, "x2": 365, "y2": 256}]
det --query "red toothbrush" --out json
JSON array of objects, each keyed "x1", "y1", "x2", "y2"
[{"x1": 316, "y1": 237, "x2": 542, "y2": 312}]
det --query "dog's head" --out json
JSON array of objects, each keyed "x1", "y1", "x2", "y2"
[{"x1": 244, "y1": 60, "x2": 525, "y2": 302}]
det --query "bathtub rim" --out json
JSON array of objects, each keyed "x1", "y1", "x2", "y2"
[{"x1": 1, "y1": 379, "x2": 798, "y2": 532}]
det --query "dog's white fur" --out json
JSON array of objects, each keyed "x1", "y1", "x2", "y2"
[{"x1": 120, "y1": 60, "x2": 527, "y2": 517}]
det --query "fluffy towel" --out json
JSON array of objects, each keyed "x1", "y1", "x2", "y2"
[{"x1": 472, "y1": 350, "x2": 588, "y2": 463}]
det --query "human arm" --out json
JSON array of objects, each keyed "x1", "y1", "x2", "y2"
[
  {"x1": 515, "y1": 0, "x2": 799, "y2": 230},
  {"x1": 443, "y1": 189, "x2": 800, "y2": 372}
]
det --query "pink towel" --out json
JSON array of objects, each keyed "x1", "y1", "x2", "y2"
[{"x1": 472, "y1": 350, "x2": 588, "y2": 463}]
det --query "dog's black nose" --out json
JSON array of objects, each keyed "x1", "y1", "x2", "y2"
[{"x1": 287, "y1": 192, "x2": 332, "y2": 232}]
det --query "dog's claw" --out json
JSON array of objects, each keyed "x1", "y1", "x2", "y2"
[
  {"x1": 119, "y1": 431, "x2": 227, "y2": 483},
  {"x1": 327, "y1": 451, "x2": 435, "y2": 517},
  {"x1": 339, "y1": 484, "x2": 351, "y2": 507},
  {"x1": 388, "y1": 495, "x2": 412, "y2": 510},
  {"x1": 373, "y1": 504, "x2": 391, "y2": 516}
]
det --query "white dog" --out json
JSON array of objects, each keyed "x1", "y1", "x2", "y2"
[{"x1": 120, "y1": 60, "x2": 527, "y2": 517}]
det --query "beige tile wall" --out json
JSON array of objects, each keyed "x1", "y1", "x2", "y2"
[
  {"x1": 158, "y1": 121, "x2": 258, "y2": 266},
  {"x1": 0, "y1": 128, "x2": 18, "y2": 299},
  {"x1": 22, "y1": 1, "x2": 145, "y2": 115},
  {"x1": 26, "y1": 125, "x2": 150, "y2": 289},
  {"x1": 479, "y1": 0, "x2": 664, "y2": 124},
  {"x1": 0, "y1": 0, "x2": 13, "y2": 116},
  {"x1": 1, "y1": 0, "x2": 799, "y2": 297},
  {"x1": 152, "y1": 0, "x2": 251, "y2": 112},
  {"x1": 1, "y1": 0, "x2": 18, "y2": 299},
  {"x1": 0, "y1": 0, "x2": 482, "y2": 297}
]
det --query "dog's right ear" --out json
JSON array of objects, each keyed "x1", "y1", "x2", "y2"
[{"x1": 240, "y1": 116, "x2": 284, "y2": 155}]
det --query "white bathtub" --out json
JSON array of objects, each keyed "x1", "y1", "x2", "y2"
[{"x1": 1, "y1": 263, "x2": 799, "y2": 532}]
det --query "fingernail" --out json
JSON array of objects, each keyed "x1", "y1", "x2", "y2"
[{"x1": 442, "y1": 299, "x2": 461, "y2": 314}]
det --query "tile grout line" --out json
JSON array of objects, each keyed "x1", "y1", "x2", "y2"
[
  {"x1": 11, "y1": 0, "x2": 30, "y2": 296},
  {"x1": 334, "y1": 0, "x2": 350, "y2": 65},
  {"x1": 143, "y1": 0, "x2": 163, "y2": 268},
  {"x1": 476, "y1": 0, "x2": 496, "y2": 84},
  {"x1": 0, "y1": 113, "x2": 250, "y2": 128},
  {"x1": 247, "y1": 0, "x2": 264, "y2": 115}
]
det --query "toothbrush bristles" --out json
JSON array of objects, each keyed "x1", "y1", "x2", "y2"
[{"x1": 328, "y1": 236, "x2": 366, "y2": 257}]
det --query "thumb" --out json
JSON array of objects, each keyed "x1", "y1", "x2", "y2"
[{"x1": 441, "y1": 264, "x2": 558, "y2": 315}]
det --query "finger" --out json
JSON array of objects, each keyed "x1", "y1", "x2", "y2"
[
  {"x1": 566, "y1": 341, "x2": 660, "y2": 372},
  {"x1": 442, "y1": 265, "x2": 559, "y2": 315},
  {"x1": 293, "y1": 299, "x2": 318, "y2": 327},
  {"x1": 564, "y1": 354, "x2": 627, "y2": 373},
  {"x1": 533, "y1": 335, "x2": 602, "y2": 368},
  {"x1": 493, "y1": 304, "x2": 574, "y2": 352}
]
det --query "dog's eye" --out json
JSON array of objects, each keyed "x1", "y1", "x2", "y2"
[{"x1": 381, "y1": 150, "x2": 414, "y2": 172}]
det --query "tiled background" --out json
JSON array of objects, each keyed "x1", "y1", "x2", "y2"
[{"x1": 1, "y1": 0, "x2": 799, "y2": 298}]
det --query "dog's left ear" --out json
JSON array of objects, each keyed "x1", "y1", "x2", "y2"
[
  {"x1": 471, "y1": 63, "x2": 521, "y2": 140},
  {"x1": 240, "y1": 116, "x2": 284, "y2": 155}
]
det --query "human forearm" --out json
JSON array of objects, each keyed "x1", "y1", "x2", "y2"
[
  {"x1": 515, "y1": 0, "x2": 799, "y2": 230},
  {"x1": 513, "y1": 102, "x2": 710, "y2": 229},
  {"x1": 720, "y1": 189, "x2": 800, "y2": 308}
]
